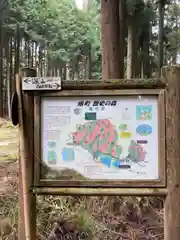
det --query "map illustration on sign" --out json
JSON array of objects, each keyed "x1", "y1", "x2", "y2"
[{"x1": 41, "y1": 96, "x2": 159, "y2": 180}]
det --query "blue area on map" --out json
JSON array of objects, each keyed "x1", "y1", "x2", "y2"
[
  {"x1": 99, "y1": 155, "x2": 112, "y2": 168},
  {"x1": 62, "y1": 148, "x2": 75, "y2": 161},
  {"x1": 136, "y1": 124, "x2": 152, "y2": 136},
  {"x1": 112, "y1": 160, "x2": 121, "y2": 168}
]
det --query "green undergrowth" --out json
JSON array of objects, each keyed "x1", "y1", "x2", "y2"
[
  {"x1": 0, "y1": 155, "x2": 17, "y2": 162},
  {"x1": 0, "y1": 184, "x2": 164, "y2": 239},
  {"x1": 0, "y1": 118, "x2": 17, "y2": 129},
  {"x1": 0, "y1": 119, "x2": 18, "y2": 162}
]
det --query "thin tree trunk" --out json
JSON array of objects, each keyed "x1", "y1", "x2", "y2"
[
  {"x1": 119, "y1": 0, "x2": 125, "y2": 78},
  {"x1": 132, "y1": 24, "x2": 139, "y2": 77},
  {"x1": 6, "y1": 35, "x2": 11, "y2": 118},
  {"x1": 19, "y1": 37, "x2": 22, "y2": 66},
  {"x1": 31, "y1": 41, "x2": 34, "y2": 68},
  {"x1": 143, "y1": 35, "x2": 150, "y2": 78},
  {"x1": 158, "y1": 0, "x2": 164, "y2": 77},
  {"x1": 24, "y1": 35, "x2": 28, "y2": 66},
  {"x1": 101, "y1": 0, "x2": 121, "y2": 79},
  {"x1": 59, "y1": 65, "x2": 63, "y2": 80},
  {"x1": 38, "y1": 46, "x2": 43, "y2": 76},
  {"x1": 71, "y1": 60, "x2": 75, "y2": 80},
  {"x1": 0, "y1": 20, "x2": 3, "y2": 117},
  {"x1": 88, "y1": 44, "x2": 92, "y2": 79},
  {"x1": 47, "y1": 55, "x2": 51, "y2": 76},
  {"x1": 15, "y1": 23, "x2": 20, "y2": 76},
  {"x1": 84, "y1": 43, "x2": 92, "y2": 79},
  {"x1": 172, "y1": 52, "x2": 177, "y2": 64},
  {"x1": 3, "y1": 30, "x2": 7, "y2": 116},
  {"x1": 9, "y1": 36, "x2": 13, "y2": 94},
  {"x1": 127, "y1": 18, "x2": 139, "y2": 79},
  {"x1": 35, "y1": 42, "x2": 38, "y2": 65},
  {"x1": 127, "y1": 21, "x2": 133, "y2": 78},
  {"x1": 63, "y1": 63, "x2": 67, "y2": 80},
  {"x1": 27, "y1": 39, "x2": 31, "y2": 67}
]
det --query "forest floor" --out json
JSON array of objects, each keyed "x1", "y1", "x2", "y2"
[
  {"x1": 0, "y1": 118, "x2": 164, "y2": 240},
  {"x1": 0, "y1": 118, "x2": 18, "y2": 194}
]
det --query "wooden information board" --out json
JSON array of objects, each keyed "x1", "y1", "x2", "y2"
[
  {"x1": 34, "y1": 90, "x2": 166, "y2": 188},
  {"x1": 13, "y1": 63, "x2": 180, "y2": 240}
]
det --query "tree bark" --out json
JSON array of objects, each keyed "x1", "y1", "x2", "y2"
[
  {"x1": 172, "y1": 51, "x2": 177, "y2": 64},
  {"x1": 31, "y1": 41, "x2": 34, "y2": 68},
  {"x1": 9, "y1": 37, "x2": 13, "y2": 94},
  {"x1": 126, "y1": 20, "x2": 134, "y2": 78},
  {"x1": 0, "y1": 20, "x2": 3, "y2": 117},
  {"x1": 158, "y1": 0, "x2": 164, "y2": 77},
  {"x1": 132, "y1": 23, "x2": 139, "y2": 78},
  {"x1": 100, "y1": 0, "x2": 121, "y2": 79},
  {"x1": 5, "y1": 35, "x2": 11, "y2": 118},
  {"x1": 15, "y1": 23, "x2": 20, "y2": 76},
  {"x1": 119, "y1": 0, "x2": 125, "y2": 78},
  {"x1": 27, "y1": 39, "x2": 31, "y2": 67},
  {"x1": 142, "y1": 25, "x2": 150, "y2": 78},
  {"x1": 84, "y1": 43, "x2": 92, "y2": 79}
]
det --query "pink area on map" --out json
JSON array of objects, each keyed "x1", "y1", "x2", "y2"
[{"x1": 71, "y1": 119, "x2": 120, "y2": 157}]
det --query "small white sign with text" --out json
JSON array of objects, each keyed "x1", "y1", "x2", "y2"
[{"x1": 22, "y1": 77, "x2": 61, "y2": 90}]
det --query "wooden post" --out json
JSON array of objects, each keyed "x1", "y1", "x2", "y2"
[
  {"x1": 17, "y1": 68, "x2": 36, "y2": 240},
  {"x1": 162, "y1": 65, "x2": 180, "y2": 240}
]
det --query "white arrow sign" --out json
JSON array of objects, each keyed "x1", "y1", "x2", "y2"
[{"x1": 22, "y1": 77, "x2": 61, "y2": 90}]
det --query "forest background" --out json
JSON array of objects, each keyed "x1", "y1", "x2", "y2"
[
  {"x1": 0, "y1": 0, "x2": 179, "y2": 118},
  {"x1": 0, "y1": 0, "x2": 180, "y2": 239}
]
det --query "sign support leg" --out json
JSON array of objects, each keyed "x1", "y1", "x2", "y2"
[
  {"x1": 163, "y1": 65, "x2": 180, "y2": 240},
  {"x1": 17, "y1": 68, "x2": 37, "y2": 240}
]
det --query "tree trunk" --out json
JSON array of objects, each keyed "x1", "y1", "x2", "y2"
[
  {"x1": 142, "y1": 25, "x2": 150, "y2": 78},
  {"x1": 132, "y1": 23, "x2": 139, "y2": 77},
  {"x1": 100, "y1": 0, "x2": 121, "y2": 79},
  {"x1": 9, "y1": 37, "x2": 13, "y2": 94},
  {"x1": 127, "y1": 17, "x2": 139, "y2": 79},
  {"x1": 59, "y1": 64, "x2": 63, "y2": 80},
  {"x1": 119, "y1": 0, "x2": 125, "y2": 78},
  {"x1": 38, "y1": 46, "x2": 43, "y2": 76},
  {"x1": 15, "y1": 23, "x2": 20, "y2": 76},
  {"x1": 27, "y1": 39, "x2": 31, "y2": 67},
  {"x1": 84, "y1": 43, "x2": 92, "y2": 79},
  {"x1": 158, "y1": 0, "x2": 164, "y2": 77},
  {"x1": 3, "y1": 30, "x2": 7, "y2": 117},
  {"x1": 172, "y1": 51, "x2": 177, "y2": 64},
  {"x1": 63, "y1": 63, "x2": 67, "y2": 80},
  {"x1": 31, "y1": 41, "x2": 34, "y2": 68},
  {"x1": 47, "y1": 55, "x2": 51, "y2": 77},
  {"x1": 0, "y1": 20, "x2": 3, "y2": 117},
  {"x1": 35, "y1": 42, "x2": 38, "y2": 66},
  {"x1": 5, "y1": 35, "x2": 11, "y2": 118},
  {"x1": 126, "y1": 21, "x2": 133, "y2": 78}
]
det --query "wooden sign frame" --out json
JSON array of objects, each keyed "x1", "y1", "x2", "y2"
[{"x1": 33, "y1": 85, "x2": 166, "y2": 189}]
